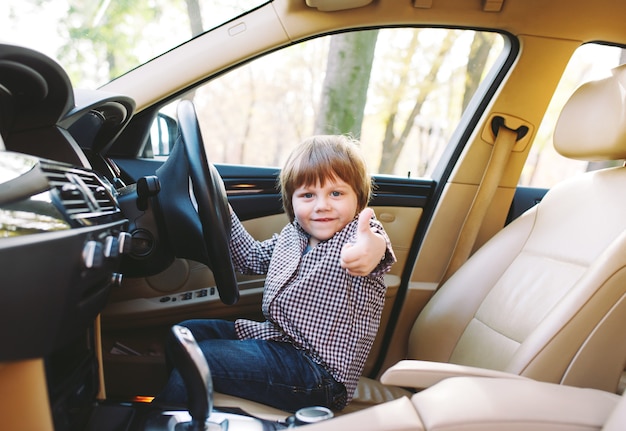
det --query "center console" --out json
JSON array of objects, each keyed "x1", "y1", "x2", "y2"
[{"x1": 0, "y1": 151, "x2": 130, "y2": 431}]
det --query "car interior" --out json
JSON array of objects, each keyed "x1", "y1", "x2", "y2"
[
  {"x1": 208, "y1": 59, "x2": 626, "y2": 429},
  {"x1": 2, "y1": 0, "x2": 626, "y2": 430}
]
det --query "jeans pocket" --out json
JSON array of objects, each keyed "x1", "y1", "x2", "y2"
[{"x1": 300, "y1": 353, "x2": 326, "y2": 384}]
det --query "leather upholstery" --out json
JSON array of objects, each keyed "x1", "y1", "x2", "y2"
[
  {"x1": 412, "y1": 378, "x2": 620, "y2": 431},
  {"x1": 554, "y1": 64, "x2": 626, "y2": 161},
  {"x1": 404, "y1": 64, "x2": 626, "y2": 393},
  {"x1": 304, "y1": 377, "x2": 623, "y2": 431},
  {"x1": 408, "y1": 164, "x2": 626, "y2": 390}
]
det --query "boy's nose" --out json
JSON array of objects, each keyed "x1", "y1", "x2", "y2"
[{"x1": 315, "y1": 196, "x2": 331, "y2": 211}]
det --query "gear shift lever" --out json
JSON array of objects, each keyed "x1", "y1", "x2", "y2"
[{"x1": 169, "y1": 325, "x2": 213, "y2": 431}]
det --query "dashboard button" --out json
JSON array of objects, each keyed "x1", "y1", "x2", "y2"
[
  {"x1": 104, "y1": 235, "x2": 119, "y2": 258},
  {"x1": 82, "y1": 240, "x2": 103, "y2": 269}
]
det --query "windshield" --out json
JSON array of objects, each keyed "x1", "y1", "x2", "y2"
[{"x1": 3, "y1": 0, "x2": 268, "y2": 89}]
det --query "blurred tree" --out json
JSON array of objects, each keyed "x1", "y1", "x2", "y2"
[
  {"x1": 377, "y1": 30, "x2": 459, "y2": 174},
  {"x1": 58, "y1": 0, "x2": 188, "y2": 86},
  {"x1": 463, "y1": 31, "x2": 493, "y2": 111},
  {"x1": 185, "y1": 0, "x2": 203, "y2": 36},
  {"x1": 314, "y1": 30, "x2": 379, "y2": 137},
  {"x1": 182, "y1": 0, "x2": 203, "y2": 103},
  {"x1": 314, "y1": 29, "x2": 497, "y2": 175}
]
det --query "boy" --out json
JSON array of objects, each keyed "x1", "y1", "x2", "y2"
[{"x1": 158, "y1": 135, "x2": 395, "y2": 412}]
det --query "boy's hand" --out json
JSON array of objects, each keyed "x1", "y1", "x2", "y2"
[{"x1": 340, "y1": 208, "x2": 387, "y2": 276}]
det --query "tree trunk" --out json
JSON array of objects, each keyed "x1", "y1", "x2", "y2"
[
  {"x1": 183, "y1": 0, "x2": 203, "y2": 104},
  {"x1": 314, "y1": 30, "x2": 379, "y2": 137},
  {"x1": 462, "y1": 32, "x2": 492, "y2": 111},
  {"x1": 185, "y1": 0, "x2": 204, "y2": 36}
]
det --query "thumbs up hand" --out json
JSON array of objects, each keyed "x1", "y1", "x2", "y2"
[{"x1": 340, "y1": 208, "x2": 387, "y2": 276}]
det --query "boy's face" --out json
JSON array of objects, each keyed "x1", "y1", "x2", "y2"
[{"x1": 292, "y1": 177, "x2": 358, "y2": 247}]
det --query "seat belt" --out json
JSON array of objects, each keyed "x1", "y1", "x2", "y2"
[{"x1": 439, "y1": 116, "x2": 527, "y2": 285}]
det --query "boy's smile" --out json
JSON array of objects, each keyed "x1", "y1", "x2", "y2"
[{"x1": 292, "y1": 177, "x2": 358, "y2": 247}]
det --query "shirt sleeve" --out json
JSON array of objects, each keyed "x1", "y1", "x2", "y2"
[{"x1": 229, "y1": 211, "x2": 278, "y2": 275}]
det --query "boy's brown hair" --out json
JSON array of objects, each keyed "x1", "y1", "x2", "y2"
[{"x1": 279, "y1": 135, "x2": 372, "y2": 222}]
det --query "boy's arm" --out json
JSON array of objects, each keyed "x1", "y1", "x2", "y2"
[
  {"x1": 228, "y1": 205, "x2": 276, "y2": 274},
  {"x1": 340, "y1": 208, "x2": 394, "y2": 276}
]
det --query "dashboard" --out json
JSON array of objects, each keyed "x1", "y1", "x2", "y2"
[
  {"x1": 0, "y1": 43, "x2": 135, "y2": 361},
  {"x1": 0, "y1": 151, "x2": 129, "y2": 360},
  {"x1": 0, "y1": 43, "x2": 136, "y2": 429}
]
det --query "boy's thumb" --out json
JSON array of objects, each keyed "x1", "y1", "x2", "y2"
[{"x1": 357, "y1": 207, "x2": 374, "y2": 235}]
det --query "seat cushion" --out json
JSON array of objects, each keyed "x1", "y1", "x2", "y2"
[
  {"x1": 212, "y1": 376, "x2": 412, "y2": 420},
  {"x1": 213, "y1": 392, "x2": 290, "y2": 422}
]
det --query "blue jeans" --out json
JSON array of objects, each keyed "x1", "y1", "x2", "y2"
[{"x1": 154, "y1": 319, "x2": 347, "y2": 413}]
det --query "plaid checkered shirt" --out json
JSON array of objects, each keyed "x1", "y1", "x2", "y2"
[{"x1": 230, "y1": 211, "x2": 396, "y2": 408}]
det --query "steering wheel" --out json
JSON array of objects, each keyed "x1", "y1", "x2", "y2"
[{"x1": 154, "y1": 100, "x2": 239, "y2": 305}]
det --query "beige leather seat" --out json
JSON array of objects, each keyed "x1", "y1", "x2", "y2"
[
  {"x1": 305, "y1": 376, "x2": 626, "y2": 430},
  {"x1": 214, "y1": 64, "x2": 626, "y2": 420}
]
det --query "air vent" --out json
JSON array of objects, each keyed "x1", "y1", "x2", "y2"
[{"x1": 41, "y1": 163, "x2": 119, "y2": 222}]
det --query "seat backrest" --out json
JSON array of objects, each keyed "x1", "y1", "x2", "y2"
[{"x1": 407, "y1": 64, "x2": 626, "y2": 393}]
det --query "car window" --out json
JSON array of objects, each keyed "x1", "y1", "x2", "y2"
[
  {"x1": 150, "y1": 27, "x2": 507, "y2": 178},
  {"x1": 520, "y1": 43, "x2": 626, "y2": 188}
]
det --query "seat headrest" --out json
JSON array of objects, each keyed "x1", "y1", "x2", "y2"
[{"x1": 554, "y1": 63, "x2": 626, "y2": 161}]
